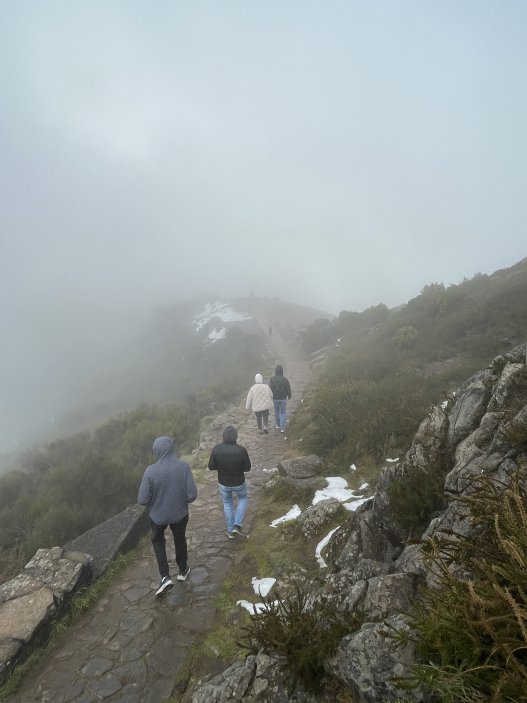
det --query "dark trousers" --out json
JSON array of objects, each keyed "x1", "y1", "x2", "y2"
[
  {"x1": 255, "y1": 409, "x2": 269, "y2": 430},
  {"x1": 150, "y1": 514, "x2": 188, "y2": 578}
]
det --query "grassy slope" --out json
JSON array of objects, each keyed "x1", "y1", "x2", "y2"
[{"x1": 292, "y1": 259, "x2": 527, "y2": 469}]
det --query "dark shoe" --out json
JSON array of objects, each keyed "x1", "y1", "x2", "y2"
[
  {"x1": 177, "y1": 566, "x2": 191, "y2": 581},
  {"x1": 155, "y1": 576, "x2": 173, "y2": 596},
  {"x1": 232, "y1": 524, "x2": 245, "y2": 536},
  {"x1": 263, "y1": 429, "x2": 269, "y2": 434},
  {"x1": 226, "y1": 530, "x2": 236, "y2": 539}
]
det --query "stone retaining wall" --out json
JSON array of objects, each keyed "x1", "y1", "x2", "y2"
[{"x1": 0, "y1": 504, "x2": 148, "y2": 686}]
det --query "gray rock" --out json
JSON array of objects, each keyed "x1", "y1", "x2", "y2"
[
  {"x1": 298, "y1": 498, "x2": 342, "y2": 538},
  {"x1": 362, "y1": 573, "x2": 422, "y2": 620},
  {"x1": 24, "y1": 547, "x2": 92, "y2": 600},
  {"x1": 191, "y1": 651, "x2": 319, "y2": 703},
  {"x1": 0, "y1": 587, "x2": 56, "y2": 642},
  {"x1": 278, "y1": 455, "x2": 324, "y2": 479},
  {"x1": 327, "y1": 615, "x2": 425, "y2": 702}
]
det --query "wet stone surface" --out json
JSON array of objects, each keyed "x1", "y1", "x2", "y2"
[{"x1": 7, "y1": 327, "x2": 311, "y2": 702}]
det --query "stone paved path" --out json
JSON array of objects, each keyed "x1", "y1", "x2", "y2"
[{"x1": 8, "y1": 324, "x2": 311, "y2": 702}]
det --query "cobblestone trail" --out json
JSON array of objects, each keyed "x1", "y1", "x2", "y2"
[{"x1": 9, "y1": 326, "x2": 311, "y2": 702}]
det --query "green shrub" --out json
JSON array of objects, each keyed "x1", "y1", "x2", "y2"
[
  {"x1": 266, "y1": 475, "x2": 325, "y2": 508},
  {"x1": 387, "y1": 465, "x2": 448, "y2": 537},
  {"x1": 392, "y1": 325, "x2": 419, "y2": 349},
  {"x1": 240, "y1": 582, "x2": 362, "y2": 692}
]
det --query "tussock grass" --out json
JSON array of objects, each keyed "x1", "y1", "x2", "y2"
[{"x1": 399, "y1": 469, "x2": 527, "y2": 702}]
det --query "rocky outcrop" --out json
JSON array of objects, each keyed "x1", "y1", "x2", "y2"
[
  {"x1": 190, "y1": 343, "x2": 527, "y2": 702},
  {"x1": 191, "y1": 651, "x2": 319, "y2": 703},
  {"x1": 327, "y1": 615, "x2": 424, "y2": 703},
  {"x1": 297, "y1": 498, "x2": 342, "y2": 538}
]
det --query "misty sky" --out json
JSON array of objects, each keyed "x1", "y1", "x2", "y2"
[{"x1": 1, "y1": 1, "x2": 526, "y2": 453}]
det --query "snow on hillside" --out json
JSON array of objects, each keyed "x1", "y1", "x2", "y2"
[
  {"x1": 192, "y1": 301, "x2": 252, "y2": 332},
  {"x1": 208, "y1": 327, "x2": 227, "y2": 343}
]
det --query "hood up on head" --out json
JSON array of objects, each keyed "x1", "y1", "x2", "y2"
[
  {"x1": 152, "y1": 436, "x2": 176, "y2": 461},
  {"x1": 223, "y1": 425, "x2": 238, "y2": 443},
  {"x1": 274, "y1": 365, "x2": 284, "y2": 376},
  {"x1": 255, "y1": 373, "x2": 263, "y2": 383}
]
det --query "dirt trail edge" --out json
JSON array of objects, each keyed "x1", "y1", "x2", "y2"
[{"x1": 9, "y1": 326, "x2": 311, "y2": 703}]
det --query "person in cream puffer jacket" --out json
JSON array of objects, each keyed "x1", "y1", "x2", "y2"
[{"x1": 245, "y1": 373, "x2": 274, "y2": 433}]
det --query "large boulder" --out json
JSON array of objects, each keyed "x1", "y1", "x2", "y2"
[
  {"x1": 298, "y1": 498, "x2": 342, "y2": 539},
  {"x1": 278, "y1": 455, "x2": 324, "y2": 480},
  {"x1": 327, "y1": 615, "x2": 425, "y2": 702}
]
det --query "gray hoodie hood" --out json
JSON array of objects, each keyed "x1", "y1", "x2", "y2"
[{"x1": 152, "y1": 436, "x2": 176, "y2": 461}]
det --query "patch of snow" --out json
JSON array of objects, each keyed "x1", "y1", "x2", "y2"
[
  {"x1": 313, "y1": 477, "x2": 355, "y2": 505},
  {"x1": 208, "y1": 327, "x2": 226, "y2": 342},
  {"x1": 441, "y1": 400, "x2": 448, "y2": 410},
  {"x1": 193, "y1": 301, "x2": 252, "y2": 331},
  {"x1": 386, "y1": 457, "x2": 399, "y2": 463},
  {"x1": 315, "y1": 526, "x2": 341, "y2": 568},
  {"x1": 270, "y1": 504, "x2": 301, "y2": 527},
  {"x1": 343, "y1": 497, "x2": 370, "y2": 511},
  {"x1": 349, "y1": 463, "x2": 357, "y2": 471},
  {"x1": 237, "y1": 599, "x2": 260, "y2": 613},
  {"x1": 237, "y1": 599, "x2": 273, "y2": 614},
  {"x1": 252, "y1": 577, "x2": 276, "y2": 597},
  {"x1": 263, "y1": 467, "x2": 278, "y2": 474},
  {"x1": 359, "y1": 482, "x2": 369, "y2": 490}
]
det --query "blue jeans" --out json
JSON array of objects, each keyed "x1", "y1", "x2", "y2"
[
  {"x1": 219, "y1": 482, "x2": 248, "y2": 532},
  {"x1": 273, "y1": 399, "x2": 287, "y2": 430}
]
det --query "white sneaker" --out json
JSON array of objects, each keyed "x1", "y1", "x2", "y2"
[
  {"x1": 155, "y1": 576, "x2": 173, "y2": 596},
  {"x1": 177, "y1": 566, "x2": 191, "y2": 581}
]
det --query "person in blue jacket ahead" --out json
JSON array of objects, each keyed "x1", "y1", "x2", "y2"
[{"x1": 138, "y1": 436, "x2": 197, "y2": 596}]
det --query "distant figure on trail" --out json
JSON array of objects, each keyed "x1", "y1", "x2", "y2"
[
  {"x1": 269, "y1": 364, "x2": 292, "y2": 433},
  {"x1": 138, "y1": 436, "x2": 197, "y2": 596},
  {"x1": 245, "y1": 373, "x2": 274, "y2": 434},
  {"x1": 268, "y1": 324, "x2": 272, "y2": 336},
  {"x1": 208, "y1": 425, "x2": 251, "y2": 539}
]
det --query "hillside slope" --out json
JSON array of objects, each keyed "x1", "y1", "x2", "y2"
[{"x1": 293, "y1": 258, "x2": 527, "y2": 467}]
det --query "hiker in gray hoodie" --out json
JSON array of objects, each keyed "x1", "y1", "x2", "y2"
[{"x1": 138, "y1": 436, "x2": 197, "y2": 595}]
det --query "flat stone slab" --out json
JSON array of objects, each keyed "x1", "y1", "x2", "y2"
[
  {"x1": 24, "y1": 547, "x2": 92, "y2": 597},
  {"x1": 0, "y1": 588, "x2": 55, "y2": 642}
]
